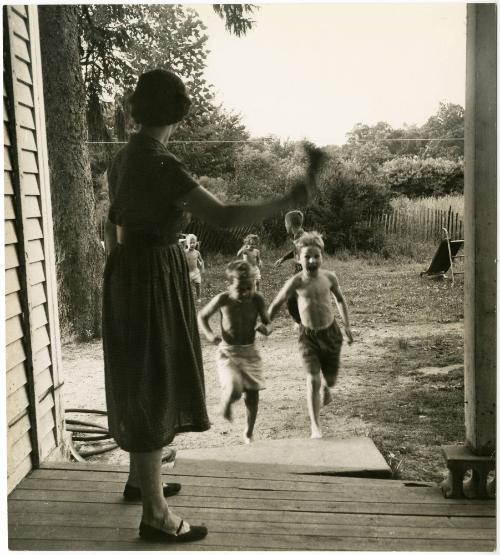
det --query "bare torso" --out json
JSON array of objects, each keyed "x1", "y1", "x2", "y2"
[
  {"x1": 295, "y1": 270, "x2": 336, "y2": 330},
  {"x1": 241, "y1": 247, "x2": 260, "y2": 268},
  {"x1": 185, "y1": 249, "x2": 199, "y2": 272},
  {"x1": 219, "y1": 294, "x2": 261, "y2": 345}
]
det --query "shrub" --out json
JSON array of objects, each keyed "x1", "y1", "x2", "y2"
[
  {"x1": 306, "y1": 171, "x2": 391, "y2": 253},
  {"x1": 381, "y1": 157, "x2": 464, "y2": 197}
]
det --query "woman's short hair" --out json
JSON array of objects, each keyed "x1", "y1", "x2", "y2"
[
  {"x1": 226, "y1": 260, "x2": 256, "y2": 281},
  {"x1": 285, "y1": 210, "x2": 304, "y2": 227},
  {"x1": 130, "y1": 69, "x2": 191, "y2": 127},
  {"x1": 294, "y1": 231, "x2": 324, "y2": 252}
]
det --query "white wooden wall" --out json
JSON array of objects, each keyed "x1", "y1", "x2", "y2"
[{"x1": 5, "y1": 4, "x2": 64, "y2": 493}]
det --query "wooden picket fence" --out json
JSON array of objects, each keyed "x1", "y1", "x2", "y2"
[{"x1": 367, "y1": 206, "x2": 464, "y2": 242}]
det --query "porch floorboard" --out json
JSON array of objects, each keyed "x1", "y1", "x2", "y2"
[{"x1": 8, "y1": 459, "x2": 496, "y2": 551}]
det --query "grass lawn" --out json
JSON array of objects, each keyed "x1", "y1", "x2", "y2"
[
  {"x1": 200, "y1": 247, "x2": 465, "y2": 483},
  {"x1": 62, "y1": 245, "x2": 465, "y2": 484}
]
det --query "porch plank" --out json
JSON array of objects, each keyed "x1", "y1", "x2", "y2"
[
  {"x1": 9, "y1": 507, "x2": 495, "y2": 540},
  {"x1": 9, "y1": 485, "x2": 494, "y2": 517},
  {"x1": 8, "y1": 461, "x2": 495, "y2": 551},
  {"x1": 7, "y1": 526, "x2": 494, "y2": 551},
  {"x1": 16, "y1": 475, "x2": 494, "y2": 506}
]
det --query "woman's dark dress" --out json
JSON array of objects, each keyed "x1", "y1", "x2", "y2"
[{"x1": 103, "y1": 133, "x2": 210, "y2": 452}]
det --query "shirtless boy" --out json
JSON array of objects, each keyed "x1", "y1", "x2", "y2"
[
  {"x1": 198, "y1": 260, "x2": 272, "y2": 443},
  {"x1": 269, "y1": 232, "x2": 353, "y2": 438},
  {"x1": 184, "y1": 234, "x2": 204, "y2": 302},
  {"x1": 237, "y1": 234, "x2": 262, "y2": 290}
]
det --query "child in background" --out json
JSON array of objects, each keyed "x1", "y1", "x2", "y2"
[
  {"x1": 237, "y1": 234, "x2": 262, "y2": 290},
  {"x1": 269, "y1": 232, "x2": 353, "y2": 439},
  {"x1": 274, "y1": 210, "x2": 305, "y2": 273},
  {"x1": 274, "y1": 210, "x2": 306, "y2": 323},
  {"x1": 184, "y1": 234, "x2": 204, "y2": 302},
  {"x1": 198, "y1": 260, "x2": 272, "y2": 443}
]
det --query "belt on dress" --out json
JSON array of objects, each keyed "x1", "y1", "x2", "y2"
[{"x1": 116, "y1": 226, "x2": 178, "y2": 247}]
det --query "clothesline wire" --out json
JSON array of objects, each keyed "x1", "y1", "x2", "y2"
[{"x1": 86, "y1": 138, "x2": 464, "y2": 145}]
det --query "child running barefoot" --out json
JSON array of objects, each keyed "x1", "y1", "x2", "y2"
[
  {"x1": 237, "y1": 234, "x2": 262, "y2": 290},
  {"x1": 184, "y1": 234, "x2": 204, "y2": 302},
  {"x1": 198, "y1": 260, "x2": 272, "y2": 443},
  {"x1": 269, "y1": 232, "x2": 353, "y2": 439}
]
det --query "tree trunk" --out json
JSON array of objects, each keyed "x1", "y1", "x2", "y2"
[{"x1": 38, "y1": 6, "x2": 104, "y2": 339}]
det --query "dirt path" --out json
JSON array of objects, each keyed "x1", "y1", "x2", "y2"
[{"x1": 61, "y1": 319, "x2": 463, "y2": 469}]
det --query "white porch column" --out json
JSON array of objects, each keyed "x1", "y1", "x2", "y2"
[{"x1": 464, "y1": 3, "x2": 496, "y2": 455}]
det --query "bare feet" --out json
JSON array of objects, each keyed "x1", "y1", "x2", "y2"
[
  {"x1": 243, "y1": 434, "x2": 253, "y2": 444},
  {"x1": 310, "y1": 428, "x2": 323, "y2": 439}
]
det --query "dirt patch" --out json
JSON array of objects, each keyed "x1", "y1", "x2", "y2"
[
  {"x1": 61, "y1": 254, "x2": 465, "y2": 482},
  {"x1": 61, "y1": 319, "x2": 463, "y2": 480}
]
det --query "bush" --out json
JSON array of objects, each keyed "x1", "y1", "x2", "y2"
[
  {"x1": 306, "y1": 172, "x2": 391, "y2": 253},
  {"x1": 381, "y1": 157, "x2": 464, "y2": 197}
]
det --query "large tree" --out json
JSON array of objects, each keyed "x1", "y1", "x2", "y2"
[
  {"x1": 38, "y1": 4, "x2": 256, "y2": 339},
  {"x1": 38, "y1": 6, "x2": 104, "y2": 339}
]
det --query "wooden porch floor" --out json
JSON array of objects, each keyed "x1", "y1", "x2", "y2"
[{"x1": 8, "y1": 459, "x2": 496, "y2": 551}]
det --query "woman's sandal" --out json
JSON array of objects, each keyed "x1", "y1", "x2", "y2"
[
  {"x1": 123, "y1": 482, "x2": 181, "y2": 501},
  {"x1": 139, "y1": 519, "x2": 208, "y2": 543}
]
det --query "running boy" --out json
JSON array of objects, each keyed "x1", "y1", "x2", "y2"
[
  {"x1": 237, "y1": 234, "x2": 262, "y2": 290},
  {"x1": 274, "y1": 210, "x2": 306, "y2": 323},
  {"x1": 269, "y1": 232, "x2": 353, "y2": 439},
  {"x1": 184, "y1": 234, "x2": 204, "y2": 302},
  {"x1": 198, "y1": 260, "x2": 271, "y2": 443},
  {"x1": 274, "y1": 210, "x2": 305, "y2": 273}
]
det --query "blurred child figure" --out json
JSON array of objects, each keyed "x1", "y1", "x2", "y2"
[
  {"x1": 269, "y1": 232, "x2": 353, "y2": 439},
  {"x1": 273, "y1": 210, "x2": 306, "y2": 323},
  {"x1": 274, "y1": 210, "x2": 305, "y2": 273},
  {"x1": 198, "y1": 260, "x2": 272, "y2": 443},
  {"x1": 237, "y1": 234, "x2": 262, "y2": 290},
  {"x1": 184, "y1": 234, "x2": 204, "y2": 302}
]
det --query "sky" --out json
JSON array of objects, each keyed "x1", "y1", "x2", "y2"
[{"x1": 190, "y1": 3, "x2": 466, "y2": 146}]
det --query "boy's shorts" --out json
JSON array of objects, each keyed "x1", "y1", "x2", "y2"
[
  {"x1": 298, "y1": 320, "x2": 343, "y2": 386},
  {"x1": 216, "y1": 343, "x2": 265, "y2": 393},
  {"x1": 189, "y1": 269, "x2": 201, "y2": 284}
]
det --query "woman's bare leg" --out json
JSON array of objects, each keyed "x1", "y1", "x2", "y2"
[{"x1": 131, "y1": 450, "x2": 189, "y2": 533}]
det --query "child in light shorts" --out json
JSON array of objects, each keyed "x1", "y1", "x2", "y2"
[
  {"x1": 269, "y1": 232, "x2": 353, "y2": 439},
  {"x1": 183, "y1": 233, "x2": 204, "y2": 302},
  {"x1": 198, "y1": 260, "x2": 272, "y2": 443},
  {"x1": 237, "y1": 234, "x2": 262, "y2": 290}
]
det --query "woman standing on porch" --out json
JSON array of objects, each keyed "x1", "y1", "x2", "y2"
[{"x1": 103, "y1": 68, "x2": 323, "y2": 543}]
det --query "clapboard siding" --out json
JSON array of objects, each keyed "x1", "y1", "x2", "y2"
[
  {"x1": 27, "y1": 238, "x2": 44, "y2": 262},
  {"x1": 6, "y1": 339, "x2": 27, "y2": 371},
  {"x1": 26, "y1": 218, "x2": 43, "y2": 240},
  {"x1": 7, "y1": 387, "x2": 30, "y2": 427},
  {"x1": 5, "y1": 243, "x2": 19, "y2": 269},
  {"x1": 6, "y1": 314, "x2": 24, "y2": 345},
  {"x1": 4, "y1": 170, "x2": 14, "y2": 193},
  {"x1": 4, "y1": 220, "x2": 18, "y2": 244},
  {"x1": 7, "y1": 363, "x2": 29, "y2": 397},
  {"x1": 22, "y1": 173, "x2": 40, "y2": 195},
  {"x1": 6, "y1": 5, "x2": 64, "y2": 494},
  {"x1": 33, "y1": 346, "x2": 52, "y2": 377},
  {"x1": 5, "y1": 267, "x2": 21, "y2": 295},
  {"x1": 4, "y1": 193, "x2": 15, "y2": 218},
  {"x1": 8, "y1": 412, "x2": 31, "y2": 447},
  {"x1": 6, "y1": 291, "x2": 22, "y2": 320}
]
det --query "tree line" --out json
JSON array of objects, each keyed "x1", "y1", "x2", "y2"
[{"x1": 37, "y1": 5, "x2": 463, "y2": 339}]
